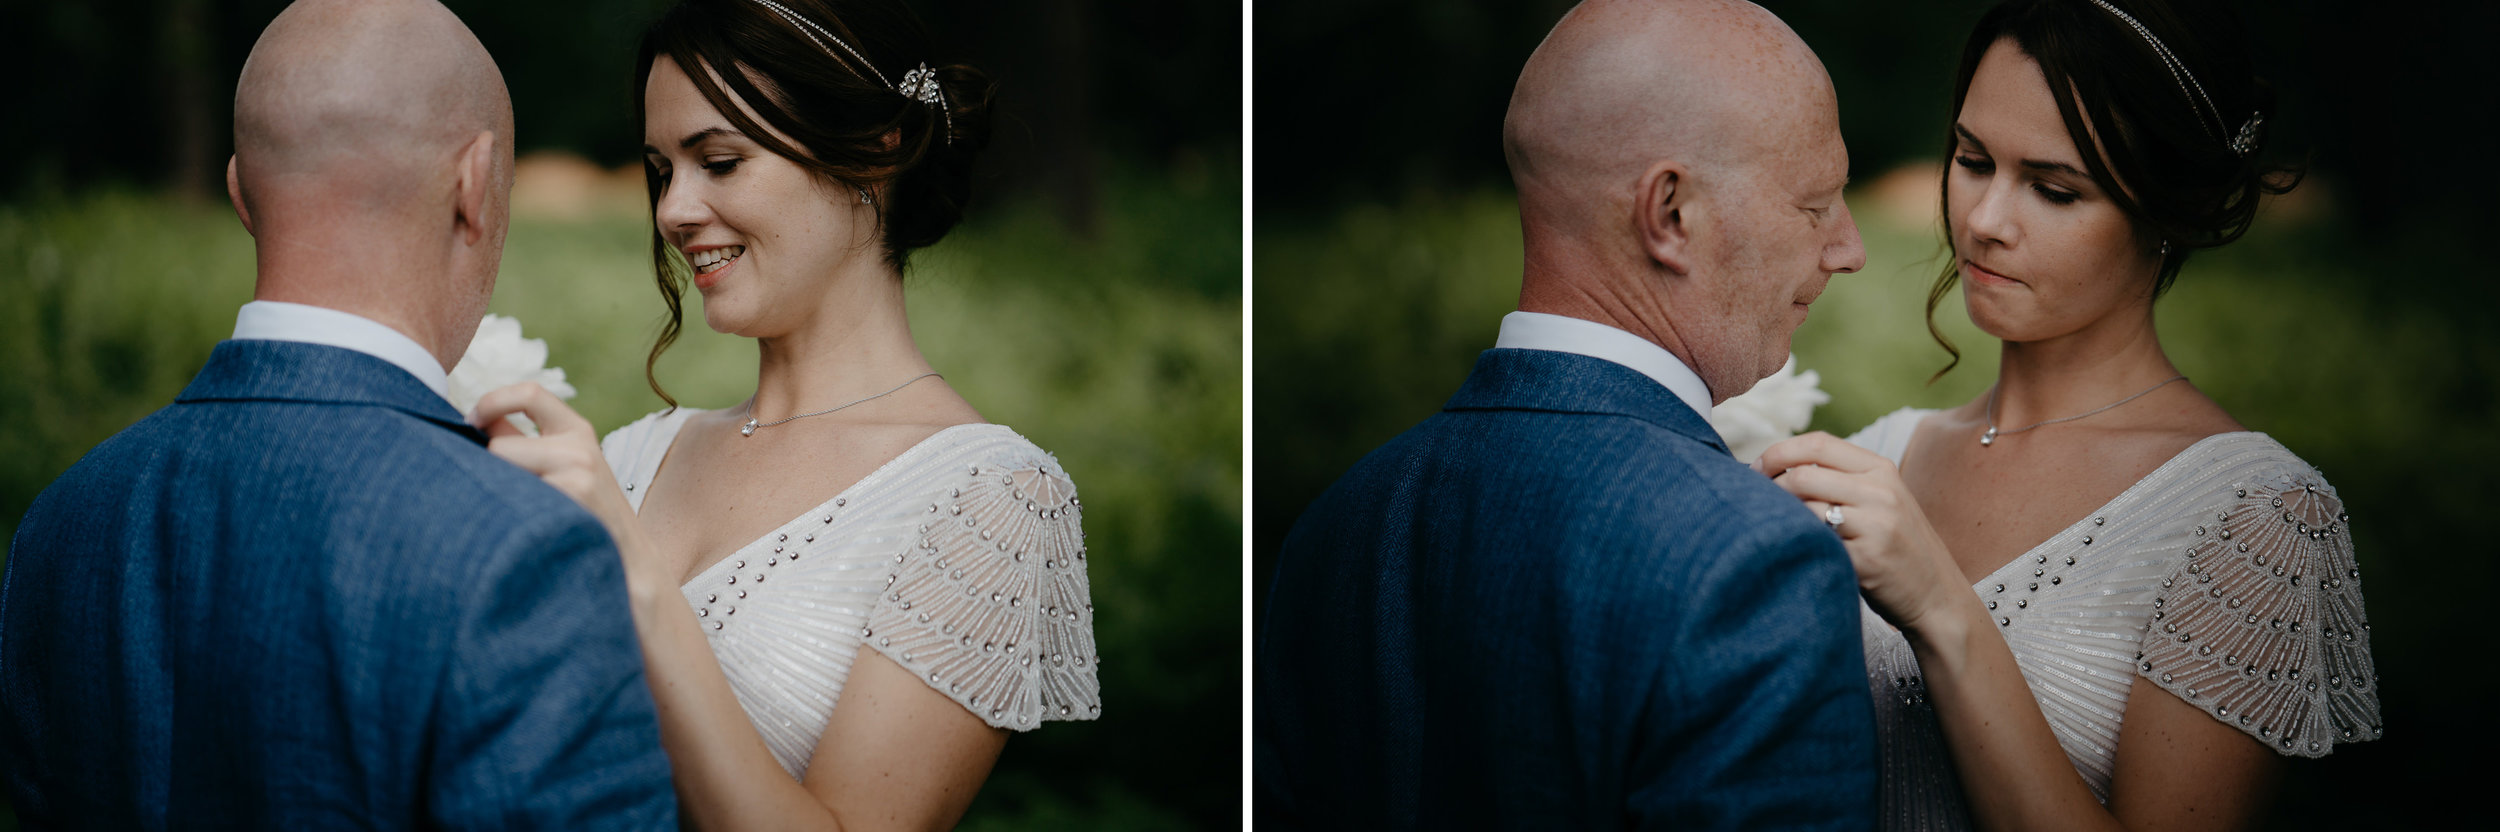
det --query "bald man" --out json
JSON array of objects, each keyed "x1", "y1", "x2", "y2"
[
  {"x1": 0, "y1": 1, "x2": 677, "y2": 828},
  {"x1": 1257, "y1": 1, "x2": 1875, "y2": 828}
]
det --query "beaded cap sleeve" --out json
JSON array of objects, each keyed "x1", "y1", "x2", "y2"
[
  {"x1": 2136, "y1": 465, "x2": 2380, "y2": 756},
  {"x1": 860, "y1": 440, "x2": 1100, "y2": 731}
]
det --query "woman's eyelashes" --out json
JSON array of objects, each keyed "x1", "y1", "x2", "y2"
[
  {"x1": 701, "y1": 157, "x2": 742, "y2": 176},
  {"x1": 1954, "y1": 153, "x2": 2081, "y2": 205}
]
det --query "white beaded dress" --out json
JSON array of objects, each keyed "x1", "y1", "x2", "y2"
[
  {"x1": 1844, "y1": 408, "x2": 2380, "y2": 831},
  {"x1": 601, "y1": 409, "x2": 1101, "y2": 777}
]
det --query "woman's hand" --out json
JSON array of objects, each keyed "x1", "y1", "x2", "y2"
[
  {"x1": 471, "y1": 382, "x2": 667, "y2": 594},
  {"x1": 1753, "y1": 432, "x2": 1968, "y2": 636}
]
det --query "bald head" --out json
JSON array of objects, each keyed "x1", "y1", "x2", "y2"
[
  {"x1": 227, "y1": 0, "x2": 514, "y2": 369},
  {"x1": 1502, "y1": 0, "x2": 1863, "y2": 404},
  {"x1": 234, "y1": 0, "x2": 510, "y2": 212},
  {"x1": 1504, "y1": 0, "x2": 1834, "y2": 226}
]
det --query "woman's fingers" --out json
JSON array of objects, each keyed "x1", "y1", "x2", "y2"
[
  {"x1": 1754, "y1": 431, "x2": 1886, "y2": 478},
  {"x1": 485, "y1": 434, "x2": 570, "y2": 476},
  {"x1": 1770, "y1": 463, "x2": 1882, "y2": 513},
  {"x1": 470, "y1": 381, "x2": 592, "y2": 438}
]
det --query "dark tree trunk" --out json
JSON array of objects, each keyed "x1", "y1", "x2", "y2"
[
  {"x1": 1040, "y1": 0, "x2": 1099, "y2": 238},
  {"x1": 159, "y1": 0, "x2": 217, "y2": 200}
]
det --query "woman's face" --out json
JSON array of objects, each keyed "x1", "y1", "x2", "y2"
[
  {"x1": 1947, "y1": 37, "x2": 2160, "y2": 343},
  {"x1": 643, "y1": 56, "x2": 881, "y2": 338}
]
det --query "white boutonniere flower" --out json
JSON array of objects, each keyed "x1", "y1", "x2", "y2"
[
  {"x1": 1709, "y1": 354, "x2": 1829, "y2": 464},
  {"x1": 447, "y1": 314, "x2": 576, "y2": 434}
]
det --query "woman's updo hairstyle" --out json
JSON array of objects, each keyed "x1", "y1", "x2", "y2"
[
  {"x1": 1925, "y1": 0, "x2": 2303, "y2": 378},
  {"x1": 633, "y1": 0, "x2": 995, "y2": 405}
]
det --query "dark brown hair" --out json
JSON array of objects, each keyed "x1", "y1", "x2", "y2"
[
  {"x1": 1926, "y1": 0, "x2": 2303, "y2": 380},
  {"x1": 633, "y1": 0, "x2": 995, "y2": 406}
]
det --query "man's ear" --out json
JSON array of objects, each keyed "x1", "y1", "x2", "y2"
[
  {"x1": 452, "y1": 130, "x2": 497, "y2": 247},
  {"x1": 1634, "y1": 159, "x2": 1696, "y2": 275},
  {"x1": 225, "y1": 156, "x2": 254, "y2": 237}
]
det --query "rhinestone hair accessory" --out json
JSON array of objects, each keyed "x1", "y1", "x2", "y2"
[
  {"x1": 740, "y1": 0, "x2": 954, "y2": 144},
  {"x1": 2082, "y1": 0, "x2": 2262, "y2": 157}
]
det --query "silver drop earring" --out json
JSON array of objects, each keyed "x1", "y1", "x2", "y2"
[
  {"x1": 858, "y1": 186, "x2": 875, "y2": 205},
  {"x1": 2159, "y1": 240, "x2": 2172, "y2": 257}
]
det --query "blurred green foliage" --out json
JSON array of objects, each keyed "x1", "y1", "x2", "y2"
[
  {"x1": 1254, "y1": 184, "x2": 2496, "y2": 825},
  {"x1": 0, "y1": 157, "x2": 1240, "y2": 828}
]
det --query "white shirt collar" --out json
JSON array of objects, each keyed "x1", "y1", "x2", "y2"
[
  {"x1": 1493, "y1": 310, "x2": 1713, "y2": 420},
  {"x1": 232, "y1": 300, "x2": 452, "y2": 402}
]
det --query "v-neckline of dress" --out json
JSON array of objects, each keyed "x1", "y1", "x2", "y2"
[
  {"x1": 629, "y1": 411, "x2": 1002, "y2": 591},
  {"x1": 1897, "y1": 413, "x2": 2263, "y2": 592}
]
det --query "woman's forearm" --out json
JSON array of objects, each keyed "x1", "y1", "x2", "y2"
[{"x1": 1906, "y1": 596, "x2": 2124, "y2": 832}]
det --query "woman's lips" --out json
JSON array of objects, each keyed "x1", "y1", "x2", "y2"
[
  {"x1": 1964, "y1": 258, "x2": 2022, "y2": 287},
  {"x1": 691, "y1": 250, "x2": 740, "y2": 291}
]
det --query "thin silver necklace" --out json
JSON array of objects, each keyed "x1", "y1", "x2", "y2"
[
  {"x1": 740, "y1": 372, "x2": 940, "y2": 436},
  {"x1": 1980, "y1": 374, "x2": 2187, "y2": 447}
]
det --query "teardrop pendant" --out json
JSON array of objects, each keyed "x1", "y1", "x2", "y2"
[
  {"x1": 1979, "y1": 426, "x2": 1997, "y2": 447},
  {"x1": 740, "y1": 420, "x2": 758, "y2": 437}
]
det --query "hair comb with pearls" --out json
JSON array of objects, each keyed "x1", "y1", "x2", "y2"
[{"x1": 741, "y1": 0, "x2": 954, "y2": 144}]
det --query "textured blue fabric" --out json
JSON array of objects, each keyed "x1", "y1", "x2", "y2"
[
  {"x1": 1256, "y1": 348, "x2": 1877, "y2": 830},
  {"x1": 1, "y1": 339, "x2": 677, "y2": 830}
]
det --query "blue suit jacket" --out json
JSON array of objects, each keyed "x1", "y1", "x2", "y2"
[
  {"x1": 1, "y1": 340, "x2": 677, "y2": 829},
  {"x1": 1256, "y1": 348, "x2": 1876, "y2": 829}
]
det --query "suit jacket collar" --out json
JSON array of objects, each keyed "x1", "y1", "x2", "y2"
[
  {"x1": 177, "y1": 339, "x2": 488, "y2": 445},
  {"x1": 1444, "y1": 348, "x2": 1730, "y2": 455}
]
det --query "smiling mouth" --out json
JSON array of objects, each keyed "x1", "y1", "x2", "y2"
[{"x1": 691, "y1": 245, "x2": 745, "y2": 275}]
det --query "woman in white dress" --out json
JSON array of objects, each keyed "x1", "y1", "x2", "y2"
[
  {"x1": 1755, "y1": 1, "x2": 2375, "y2": 829},
  {"x1": 470, "y1": 0, "x2": 1098, "y2": 828}
]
